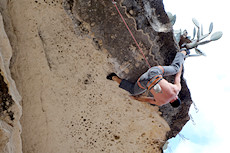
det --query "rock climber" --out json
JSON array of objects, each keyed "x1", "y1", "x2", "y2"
[{"x1": 106, "y1": 49, "x2": 189, "y2": 108}]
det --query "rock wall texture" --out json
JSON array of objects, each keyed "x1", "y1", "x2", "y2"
[
  {"x1": 0, "y1": 10, "x2": 22, "y2": 153},
  {"x1": 65, "y1": 0, "x2": 192, "y2": 138},
  {"x1": 0, "y1": 0, "x2": 192, "y2": 153}
]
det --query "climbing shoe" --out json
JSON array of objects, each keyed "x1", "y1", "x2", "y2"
[{"x1": 106, "y1": 73, "x2": 118, "y2": 80}]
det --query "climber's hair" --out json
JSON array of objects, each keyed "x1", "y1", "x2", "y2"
[{"x1": 170, "y1": 98, "x2": 181, "y2": 108}]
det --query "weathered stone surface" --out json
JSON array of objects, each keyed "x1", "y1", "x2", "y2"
[
  {"x1": 65, "y1": 0, "x2": 192, "y2": 139},
  {"x1": 3, "y1": 0, "x2": 171, "y2": 152},
  {"x1": 0, "y1": 11, "x2": 22, "y2": 153},
  {"x1": 0, "y1": 0, "x2": 192, "y2": 152}
]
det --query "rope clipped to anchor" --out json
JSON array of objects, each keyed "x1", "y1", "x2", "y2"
[{"x1": 111, "y1": 0, "x2": 151, "y2": 68}]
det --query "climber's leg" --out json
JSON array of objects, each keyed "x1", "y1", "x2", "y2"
[
  {"x1": 107, "y1": 73, "x2": 135, "y2": 95},
  {"x1": 137, "y1": 52, "x2": 186, "y2": 81},
  {"x1": 162, "y1": 52, "x2": 185, "y2": 76},
  {"x1": 119, "y1": 79, "x2": 135, "y2": 95}
]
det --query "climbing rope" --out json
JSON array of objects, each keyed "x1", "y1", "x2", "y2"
[{"x1": 111, "y1": 0, "x2": 151, "y2": 68}]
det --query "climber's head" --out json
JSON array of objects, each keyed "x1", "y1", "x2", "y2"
[{"x1": 170, "y1": 97, "x2": 181, "y2": 108}]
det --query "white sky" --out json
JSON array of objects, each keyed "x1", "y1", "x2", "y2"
[{"x1": 163, "y1": 0, "x2": 230, "y2": 153}]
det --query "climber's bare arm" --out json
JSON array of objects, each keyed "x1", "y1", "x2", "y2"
[
  {"x1": 130, "y1": 95, "x2": 158, "y2": 105},
  {"x1": 174, "y1": 66, "x2": 182, "y2": 91}
]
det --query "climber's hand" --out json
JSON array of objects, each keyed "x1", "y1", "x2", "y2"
[
  {"x1": 129, "y1": 95, "x2": 142, "y2": 101},
  {"x1": 129, "y1": 95, "x2": 157, "y2": 105},
  {"x1": 180, "y1": 47, "x2": 190, "y2": 55}
]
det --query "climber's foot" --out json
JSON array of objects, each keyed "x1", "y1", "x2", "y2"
[
  {"x1": 106, "y1": 73, "x2": 118, "y2": 80},
  {"x1": 181, "y1": 48, "x2": 190, "y2": 55}
]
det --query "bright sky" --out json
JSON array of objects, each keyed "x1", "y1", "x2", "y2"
[{"x1": 163, "y1": 0, "x2": 230, "y2": 153}]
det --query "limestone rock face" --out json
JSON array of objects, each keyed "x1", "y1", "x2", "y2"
[
  {"x1": 0, "y1": 11, "x2": 22, "y2": 153},
  {"x1": 0, "y1": 0, "x2": 192, "y2": 152},
  {"x1": 65, "y1": 0, "x2": 192, "y2": 139}
]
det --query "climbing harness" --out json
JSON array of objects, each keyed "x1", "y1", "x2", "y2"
[
  {"x1": 111, "y1": 0, "x2": 151, "y2": 68},
  {"x1": 137, "y1": 74, "x2": 163, "y2": 93},
  {"x1": 147, "y1": 75, "x2": 163, "y2": 90}
]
